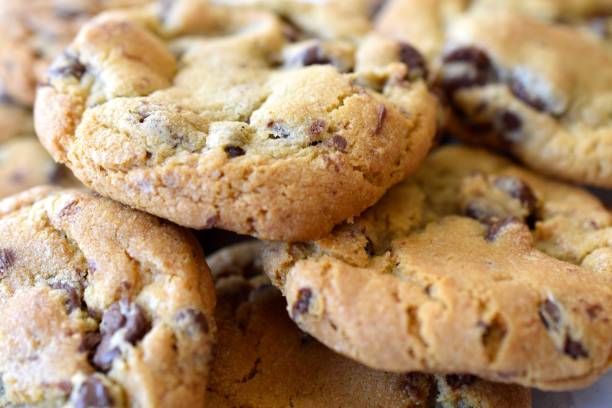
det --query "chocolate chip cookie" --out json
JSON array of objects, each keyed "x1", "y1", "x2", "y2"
[
  {"x1": 208, "y1": 241, "x2": 531, "y2": 408},
  {"x1": 263, "y1": 145, "x2": 612, "y2": 390},
  {"x1": 35, "y1": 0, "x2": 437, "y2": 241},
  {"x1": 0, "y1": 186, "x2": 215, "y2": 407},
  {"x1": 376, "y1": 0, "x2": 612, "y2": 187}
]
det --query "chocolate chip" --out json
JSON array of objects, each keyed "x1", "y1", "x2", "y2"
[
  {"x1": 93, "y1": 300, "x2": 151, "y2": 372},
  {"x1": 51, "y1": 282, "x2": 82, "y2": 313},
  {"x1": 509, "y1": 77, "x2": 548, "y2": 112},
  {"x1": 224, "y1": 145, "x2": 245, "y2": 158},
  {"x1": 564, "y1": 336, "x2": 589, "y2": 359},
  {"x1": 176, "y1": 308, "x2": 209, "y2": 336},
  {"x1": 399, "y1": 42, "x2": 428, "y2": 79},
  {"x1": 74, "y1": 376, "x2": 113, "y2": 408},
  {"x1": 539, "y1": 299, "x2": 562, "y2": 331},
  {"x1": 588, "y1": 17, "x2": 610, "y2": 39},
  {"x1": 309, "y1": 119, "x2": 326, "y2": 137},
  {"x1": 0, "y1": 248, "x2": 15, "y2": 275},
  {"x1": 92, "y1": 341, "x2": 120, "y2": 372},
  {"x1": 325, "y1": 135, "x2": 348, "y2": 152},
  {"x1": 445, "y1": 374, "x2": 476, "y2": 390},
  {"x1": 291, "y1": 288, "x2": 312, "y2": 317},
  {"x1": 48, "y1": 54, "x2": 87, "y2": 80},
  {"x1": 375, "y1": 105, "x2": 386, "y2": 135},
  {"x1": 485, "y1": 217, "x2": 522, "y2": 241},
  {"x1": 494, "y1": 176, "x2": 537, "y2": 213},
  {"x1": 498, "y1": 110, "x2": 522, "y2": 133},
  {"x1": 441, "y1": 47, "x2": 496, "y2": 91},
  {"x1": 296, "y1": 45, "x2": 331, "y2": 67},
  {"x1": 266, "y1": 121, "x2": 291, "y2": 139},
  {"x1": 9, "y1": 171, "x2": 25, "y2": 185}
]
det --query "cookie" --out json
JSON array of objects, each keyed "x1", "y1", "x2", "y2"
[
  {"x1": 0, "y1": 186, "x2": 216, "y2": 407},
  {"x1": 263, "y1": 145, "x2": 612, "y2": 390},
  {"x1": 35, "y1": 0, "x2": 437, "y2": 241},
  {"x1": 377, "y1": 1, "x2": 612, "y2": 187},
  {"x1": 0, "y1": 0, "x2": 151, "y2": 107},
  {"x1": 207, "y1": 241, "x2": 531, "y2": 408}
]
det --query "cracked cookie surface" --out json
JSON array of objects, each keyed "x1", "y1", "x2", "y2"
[
  {"x1": 207, "y1": 241, "x2": 531, "y2": 408},
  {"x1": 35, "y1": 0, "x2": 437, "y2": 241},
  {"x1": 0, "y1": 186, "x2": 216, "y2": 407},
  {"x1": 376, "y1": 0, "x2": 612, "y2": 187},
  {"x1": 263, "y1": 145, "x2": 612, "y2": 390}
]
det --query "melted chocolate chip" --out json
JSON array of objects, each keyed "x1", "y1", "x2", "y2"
[
  {"x1": 297, "y1": 45, "x2": 331, "y2": 67},
  {"x1": 291, "y1": 288, "x2": 312, "y2": 317},
  {"x1": 445, "y1": 374, "x2": 477, "y2": 390},
  {"x1": 399, "y1": 42, "x2": 428, "y2": 79},
  {"x1": 224, "y1": 145, "x2": 245, "y2": 158},
  {"x1": 176, "y1": 308, "x2": 209, "y2": 336},
  {"x1": 325, "y1": 135, "x2": 348, "y2": 152},
  {"x1": 54, "y1": 7, "x2": 87, "y2": 19},
  {"x1": 48, "y1": 54, "x2": 87, "y2": 80},
  {"x1": 509, "y1": 77, "x2": 548, "y2": 112},
  {"x1": 0, "y1": 248, "x2": 15, "y2": 275},
  {"x1": 485, "y1": 217, "x2": 522, "y2": 241},
  {"x1": 442, "y1": 47, "x2": 496, "y2": 91},
  {"x1": 539, "y1": 299, "x2": 562, "y2": 331},
  {"x1": 564, "y1": 336, "x2": 589, "y2": 359},
  {"x1": 74, "y1": 376, "x2": 113, "y2": 408},
  {"x1": 58, "y1": 200, "x2": 81, "y2": 218},
  {"x1": 93, "y1": 300, "x2": 151, "y2": 372},
  {"x1": 494, "y1": 176, "x2": 537, "y2": 213}
]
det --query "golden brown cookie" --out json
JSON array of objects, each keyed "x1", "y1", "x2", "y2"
[
  {"x1": 263, "y1": 145, "x2": 612, "y2": 390},
  {"x1": 207, "y1": 241, "x2": 531, "y2": 408},
  {"x1": 0, "y1": 186, "x2": 215, "y2": 407},
  {"x1": 35, "y1": 0, "x2": 436, "y2": 241},
  {"x1": 376, "y1": 0, "x2": 612, "y2": 187}
]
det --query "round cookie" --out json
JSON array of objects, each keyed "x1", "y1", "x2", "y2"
[
  {"x1": 0, "y1": 186, "x2": 216, "y2": 407},
  {"x1": 376, "y1": 0, "x2": 612, "y2": 187},
  {"x1": 35, "y1": 0, "x2": 437, "y2": 241},
  {"x1": 263, "y1": 145, "x2": 612, "y2": 390},
  {"x1": 207, "y1": 241, "x2": 531, "y2": 408}
]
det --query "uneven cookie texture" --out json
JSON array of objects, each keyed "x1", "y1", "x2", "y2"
[
  {"x1": 376, "y1": 0, "x2": 612, "y2": 187},
  {"x1": 207, "y1": 241, "x2": 531, "y2": 408},
  {"x1": 0, "y1": 186, "x2": 215, "y2": 407},
  {"x1": 263, "y1": 145, "x2": 612, "y2": 390},
  {"x1": 35, "y1": 0, "x2": 436, "y2": 241}
]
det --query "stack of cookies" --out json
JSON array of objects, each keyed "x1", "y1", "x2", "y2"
[{"x1": 0, "y1": 0, "x2": 610, "y2": 406}]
